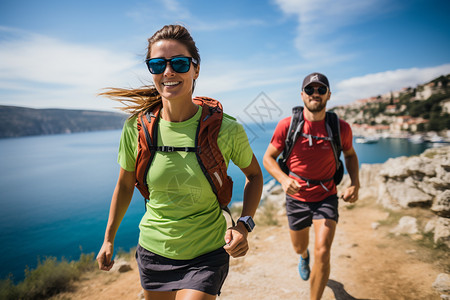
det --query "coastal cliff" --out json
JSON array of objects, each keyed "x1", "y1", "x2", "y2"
[
  {"x1": 0, "y1": 105, "x2": 126, "y2": 138},
  {"x1": 353, "y1": 145, "x2": 450, "y2": 248}
]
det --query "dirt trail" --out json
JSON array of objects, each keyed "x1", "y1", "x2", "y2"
[{"x1": 54, "y1": 196, "x2": 443, "y2": 300}]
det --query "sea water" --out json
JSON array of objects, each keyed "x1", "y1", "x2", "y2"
[{"x1": 0, "y1": 125, "x2": 431, "y2": 282}]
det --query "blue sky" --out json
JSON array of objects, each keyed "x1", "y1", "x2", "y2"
[{"x1": 1, "y1": 0, "x2": 449, "y2": 120}]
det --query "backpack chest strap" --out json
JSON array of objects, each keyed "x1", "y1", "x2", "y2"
[
  {"x1": 289, "y1": 171, "x2": 332, "y2": 192},
  {"x1": 149, "y1": 145, "x2": 198, "y2": 153}
]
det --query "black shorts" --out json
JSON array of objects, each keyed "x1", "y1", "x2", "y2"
[
  {"x1": 286, "y1": 194, "x2": 339, "y2": 231},
  {"x1": 135, "y1": 244, "x2": 229, "y2": 296}
]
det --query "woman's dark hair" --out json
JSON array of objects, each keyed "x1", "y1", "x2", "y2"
[{"x1": 100, "y1": 25, "x2": 200, "y2": 117}]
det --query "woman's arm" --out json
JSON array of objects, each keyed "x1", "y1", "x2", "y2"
[
  {"x1": 223, "y1": 154, "x2": 263, "y2": 257},
  {"x1": 96, "y1": 167, "x2": 136, "y2": 270}
]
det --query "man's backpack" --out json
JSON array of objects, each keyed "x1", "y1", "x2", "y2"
[
  {"x1": 277, "y1": 106, "x2": 344, "y2": 187},
  {"x1": 135, "y1": 97, "x2": 234, "y2": 221}
]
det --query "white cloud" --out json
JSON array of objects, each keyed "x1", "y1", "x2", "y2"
[
  {"x1": 274, "y1": 0, "x2": 386, "y2": 62},
  {"x1": 332, "y1": 64, "x2": 450, "y2": 106},
  {"x1": 0, "y1": 28, "x2": 139, "y2": 87},
  {"x1": 0, "y1": 27, "x2": 148, "y2": 110}
]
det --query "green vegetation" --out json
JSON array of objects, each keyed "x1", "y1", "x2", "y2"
[
  {"x1": 255, "y1": 200, "x2": 279, "y2": 226},
  {"x1": 0, "y1": 253, "x2": 97, "y2": 300}
]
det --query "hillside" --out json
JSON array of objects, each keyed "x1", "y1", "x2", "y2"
[
  {"x1": 331, "y1": 74, "x2": 450, "y2": 136},
  {"x1": 0, "y1": 106, "x2": 127, "y2": 138}
]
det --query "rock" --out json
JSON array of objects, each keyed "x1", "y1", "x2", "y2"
[
  {"x1": 431, "y1": 190, "x2": 450, "y2": 217},
  {"x1": 371, "y1": 222, "x2": 380, "y2": 230},
  {"x1": 390, "y1": 216, "x2": 418, "y2": 236},
  {"x1": 110, "y1": 258, "x2": 132, "y2": 273},
  {"x1": 434, "y1": 218, "x2": 450, "y2": 248},
  {"x1": 424, "y1": 219, "x2": 437, "y2": 233},
  {"x1": 379, "y1": 157, "x2": 409, "y2": 178},
  {"x1": 405, "y1": 156, "x2": 436, "y2": 177},
  {"x1": 432, "y1": 273, "x2": 450, "y2": 293},
  {"x1": 384, "y1": 179, "x2": 432, "y2": 208}
]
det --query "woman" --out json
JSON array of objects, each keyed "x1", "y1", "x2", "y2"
[{"x1": 96, "y1": 24, "x2": 263, "y2": 300}]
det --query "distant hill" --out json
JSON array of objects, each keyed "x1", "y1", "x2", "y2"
[{"x1": 0, "y1": 106, "x2": 127, "y2": 138}]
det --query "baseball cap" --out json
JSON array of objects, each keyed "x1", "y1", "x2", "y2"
[{"x1": 302, "y1": 72, "x2": 330, "y2": 90}]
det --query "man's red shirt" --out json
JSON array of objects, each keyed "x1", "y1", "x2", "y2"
[{"x1": 270, "y1": 112, "x2": 353, "y2": 202}]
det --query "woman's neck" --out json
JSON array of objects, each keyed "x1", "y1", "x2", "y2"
[{"x1": 161, "y1": 98, "x2": 199, "y2": 122}]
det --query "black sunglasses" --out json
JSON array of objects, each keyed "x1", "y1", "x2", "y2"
[
  {"x1": 304, "y1": 85, "x2": 328, "y2": 96},
  {"x1": 145, "y1": 56, "x2": 198, "y2": 74}
]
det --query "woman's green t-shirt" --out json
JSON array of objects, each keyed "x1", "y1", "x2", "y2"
[{"x1": 117, "y1": 106, "x2": 253, "y2": 260}]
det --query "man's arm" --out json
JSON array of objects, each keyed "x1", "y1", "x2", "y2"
[
  {"x1": 342, "y1": 147, "x2": 360, "y2": 203},
  {"x1": 263, "y1": 144, "x2": 301, "y2": 195}
]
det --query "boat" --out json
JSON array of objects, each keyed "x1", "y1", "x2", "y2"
[
  {"x1": 408, "y1": 134, "x2": 425, "y2": 144},
  {"x1": 355, "y1": 136, "x2": 379, "y2": 144}
]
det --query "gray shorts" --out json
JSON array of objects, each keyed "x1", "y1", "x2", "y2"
[
  {"x1": 135, "y1": 244, "x2": 229, "y2": 296},
  {"x1": 286, "y1": 194, "x2": 339, "y2": 231}
]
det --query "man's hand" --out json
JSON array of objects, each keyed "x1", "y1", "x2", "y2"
[
  {"x1": 223, "y1": 222, "x2": 249, "y2": 258},
  {"x1": 341, "y1": 185, "x2": 359, "y2": 203},
  {"x1": 281, "y1": 176, "x2": 301, "y2": 195}
]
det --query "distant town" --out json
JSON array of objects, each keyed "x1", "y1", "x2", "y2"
[{"x1": 330, "y1": 74, "x2": 450, "y2": 144}]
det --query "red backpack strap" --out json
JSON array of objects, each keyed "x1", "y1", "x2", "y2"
[
  {"x1": 193, "y1": 96, "x2": 234, "y2": 208},
  {"x1": 135, "y1": 104, "x2": 162, "y2": 200}
]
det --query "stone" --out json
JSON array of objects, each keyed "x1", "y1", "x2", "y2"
[
  {"x1": 432, "y1": 273, "x2": 450, "y2": 293},
  {"x1": 424, "y1": 219, "x2": 437, "y2": 233},
  {"x1": 110, "y1": 258, "x2": 132, "y2": 273},
  {"x1": 390, "y1": 216, "x2": 418, "y2": 236},
  {"x1": 434, "y1": 218, "x2": 450, "y2": 248},
  {"x1": 431, "y1": 190, "x2": 450, "y2": 218},
  {"x1": 385, "y1": 179, "x2": 432, "y2": 208},
  {"x1": 379, "y1": 157, "x2": 409, "y2": 178},
  {"x1": 371, "y1": 222, "x2": 380, "y2": 230}
]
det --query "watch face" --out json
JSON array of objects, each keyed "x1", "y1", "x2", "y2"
[
  {"x1": 247, "y1": 217, "x2": 255, "y2": 228},
  {"x1": 239, "y1": 216, "x2": 255, "y2": 232}
]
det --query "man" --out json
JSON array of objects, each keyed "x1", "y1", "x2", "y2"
[{"x1": 263, "y1": 72, "x2": 360, "y2": 300}]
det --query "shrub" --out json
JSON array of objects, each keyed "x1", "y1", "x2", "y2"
[{"x1": 0, "y1": 253, "x2": 97, "y2": 300}]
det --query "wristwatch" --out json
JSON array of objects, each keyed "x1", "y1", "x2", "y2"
[{"x1": 237, "y1": 216, "x2": 255, "y2": 232}]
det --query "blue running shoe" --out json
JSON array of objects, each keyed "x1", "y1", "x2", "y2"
[{"x1": 298, "y1": 249, "x2": 310, "y2": 281}]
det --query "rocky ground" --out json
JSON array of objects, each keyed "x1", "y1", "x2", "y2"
[{"x1": 52, "y1": 146, "x2": 450, "y2": 300}]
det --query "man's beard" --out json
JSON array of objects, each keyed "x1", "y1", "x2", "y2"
[{"x1": 304, "y1": 99, "x2": 326, "y2": 112}]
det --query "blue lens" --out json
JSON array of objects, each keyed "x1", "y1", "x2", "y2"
[
  {"x1": 147, "y1": 58, "x2": 166, "y2": 74},
  {"x1": 170, "y1": 57, "x2": 190, "y2": 73},
  {"x1": 146, "y1": 57, "x2": 193, "y2": 74}
]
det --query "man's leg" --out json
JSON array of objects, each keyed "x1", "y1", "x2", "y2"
[
  {"x1": 289, "y1": 227, "x2": 310, "y2": 258},
  {"x1": 310, "y1": 218, "x2": 336, "y2": 300}
]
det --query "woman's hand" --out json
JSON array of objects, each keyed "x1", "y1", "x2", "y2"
[
  {"x1": 223, "y1": 222, "x2": 249, "y2": 258},
  {"x1": 96, "y1": 241, "x2": 115, "y2": 271}
]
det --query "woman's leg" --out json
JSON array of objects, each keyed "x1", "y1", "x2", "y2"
[
  {"x1": 176, "y1": 289, "x2": 216, "y2": 300},
  {"x1": 144, "y1": 289, "x2": 217, "y2": 300},
  {"x1": 144, "y1": 290, "x2": 176, "y2": 300}
]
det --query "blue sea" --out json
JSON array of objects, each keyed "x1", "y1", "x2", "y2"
[{"x1": 0, "y1": 124, "x2": 431, "y2": 282}]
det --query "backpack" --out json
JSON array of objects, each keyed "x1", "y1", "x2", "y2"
[
  {"x1": 277, "y1": 106, "x2": 344, "y2": 188},
  {"x1": 135, "y1": 97, "x2": 235, "y2": 223}
]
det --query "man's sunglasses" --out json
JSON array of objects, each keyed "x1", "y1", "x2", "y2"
[
  {"x1": 145, "y1": 56, "x2": 198, "y2": 74},
  {"x1": 304, "y1": 85, "x2": 328, "y2": 96}
]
